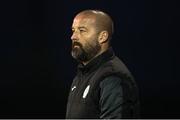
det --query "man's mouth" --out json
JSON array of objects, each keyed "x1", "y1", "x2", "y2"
[
  {"x1": 73, "y1": 45, "x2": 80, "y2": 48},
  {"x1": 73, "y1": 42, "x2": 81, "y2": 48}
]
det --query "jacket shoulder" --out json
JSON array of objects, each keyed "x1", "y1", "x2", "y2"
[{"x1": 95, "y1": 56, "x2": 134, "y2": 81}]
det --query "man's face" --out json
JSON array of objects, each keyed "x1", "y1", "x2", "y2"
[{"x1": 71, "y1": 15, "x2": 101, "y2": 62}]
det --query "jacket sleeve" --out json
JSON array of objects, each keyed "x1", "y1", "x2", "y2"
[{"x1": 99, "y1": 75, "x2": 124, "y2": 118}]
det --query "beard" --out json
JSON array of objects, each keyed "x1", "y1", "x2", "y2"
[{"x1": 71, "y1": 41, "x2": 101, "y2": 63}]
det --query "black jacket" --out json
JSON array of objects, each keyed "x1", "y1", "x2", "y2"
[{"x1": 66, "y1": 47, "x2": 140, "y2": 118}]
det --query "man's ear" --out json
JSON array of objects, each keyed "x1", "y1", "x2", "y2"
[{"x1": 98, "y1": 31, "x2": 109, "y2": 44}]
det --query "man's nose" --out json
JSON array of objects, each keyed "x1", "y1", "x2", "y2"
[{"x1": 71, "y1": 32, "x2": 78, "y2": 41}]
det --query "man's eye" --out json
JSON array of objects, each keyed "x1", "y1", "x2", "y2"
[{"x1": 80, "y1": 29, "x2": 86, "y2": 32}]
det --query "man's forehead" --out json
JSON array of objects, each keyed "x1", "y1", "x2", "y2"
[{"x1": 72, "y1": 15, "x2": 96, "y2": 27}]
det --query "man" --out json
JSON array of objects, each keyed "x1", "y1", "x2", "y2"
[{"x1": 66, "y1": 10, "x2": 140, "y2": 118}]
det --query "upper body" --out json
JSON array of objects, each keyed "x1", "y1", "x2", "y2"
[{"x1": 66, "y1": 10, "x2": 140, "y2": 118}]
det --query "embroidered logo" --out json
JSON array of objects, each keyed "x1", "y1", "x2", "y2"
[
  {"x1": 83, "y1": 85, "x2": 90, "y2": 98},
  {"x1": 71, "y1": 86, "x2": 76, "y2": 91}
]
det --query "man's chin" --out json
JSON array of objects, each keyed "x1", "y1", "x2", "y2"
[
  {"x1": 71, "y1": 49, "x2": 82, "y2": 59},
  {"x1": 71, "y1": 51, "x2": 88, "y2": 62}
]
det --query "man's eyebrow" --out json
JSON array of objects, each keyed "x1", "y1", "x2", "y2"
[
  {"x1": 71, "y1": 26, "x2": 87, "y2": 29},
  {"x1": 71, "y1": 26, "x2": 87, "y2": 31},
  {"x1": 78, "y1": 26, "x2": 87, "y2": 29}
]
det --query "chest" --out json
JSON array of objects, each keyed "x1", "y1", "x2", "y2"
[{"x1": 66, "y1": 73, "x2": 100, "y2": 118}]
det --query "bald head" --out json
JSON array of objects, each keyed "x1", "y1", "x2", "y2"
[{"x1": 75, "y1": 10, "x2": 114, "y2": 41}]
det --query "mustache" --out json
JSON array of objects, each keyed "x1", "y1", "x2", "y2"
[{"x1": 72, "y1": 42, "x2": 83, "y2": 48}]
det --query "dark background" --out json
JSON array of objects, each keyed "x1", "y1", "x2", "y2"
[{"x1": 0, "y1": 0, "x2": 179, "y2": 118}]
